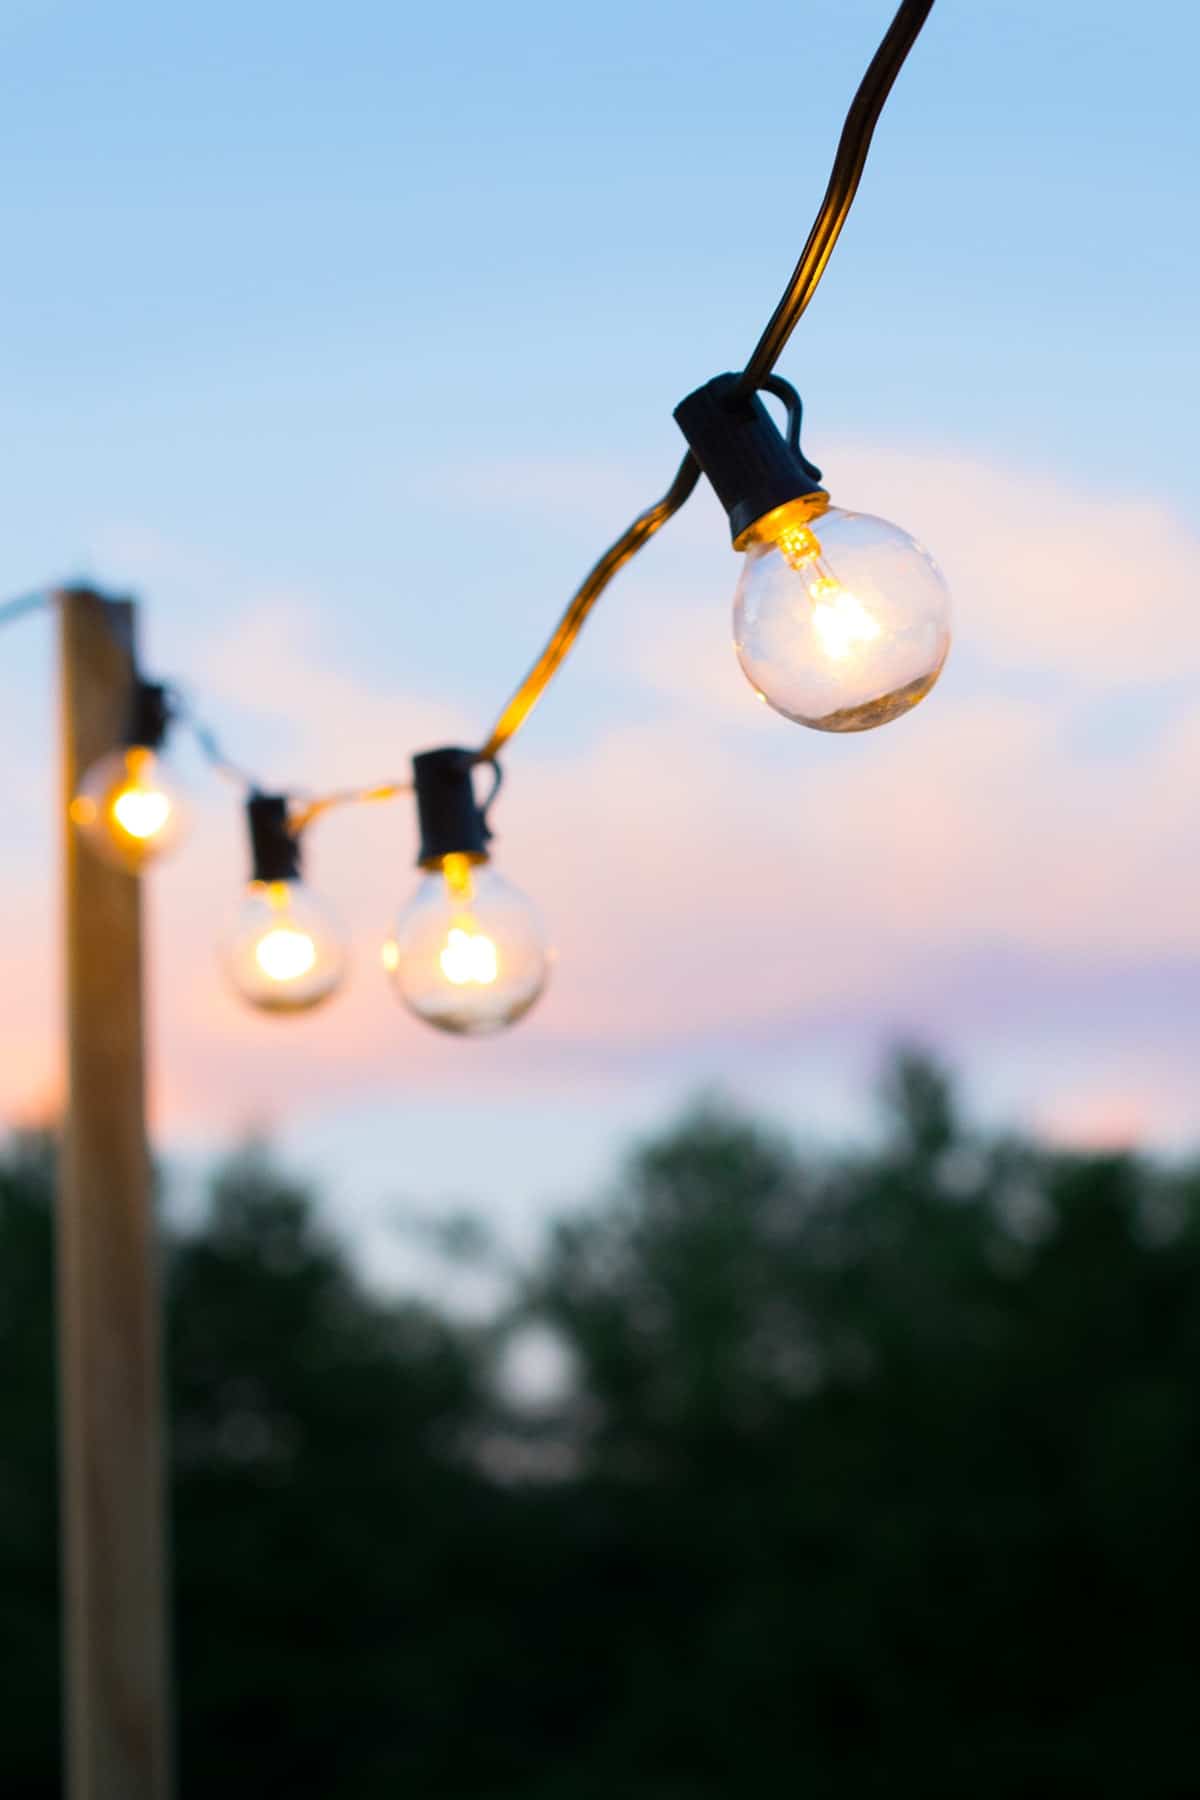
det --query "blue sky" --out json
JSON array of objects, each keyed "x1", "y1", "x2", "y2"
[{"x1": 1, "y1": 1, "x2": 1198, "y2": 1267}]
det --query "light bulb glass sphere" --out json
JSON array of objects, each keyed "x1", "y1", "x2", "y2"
[
  {"x1": 387, "y1": 853, "x2": 549, "y2": 1036},
  {"x1": 733, "y1": 498, "x2": 951, "y2": 731},
  {"x1": 226, "y1": 879, "x2": 347, "y2": 1014},
  {"x1": 70, "y1": 744, "x2": 190, "y2": 871}
]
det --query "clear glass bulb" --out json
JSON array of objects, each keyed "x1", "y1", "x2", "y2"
[
  {"x1": 226, "y1": 879, "x2": 347, "y2": 1014},
  {"x1": 70, "y1": 744, "x2": 190, "y2": 871},
  {"x1": 733, "y1": 498, "x2": 951, "y2": 731},
  {"x1": 386, "y1": 853, "x2": 549, "y2": 1036}
]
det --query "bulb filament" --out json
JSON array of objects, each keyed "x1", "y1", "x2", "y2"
[
  {"x1": 440, "y1": 926, "x2": 499, "y2": 986},
  {"x1": 438, "y1": 854, "x2": 499, "y2": 986},
  {"x1": 777, "y1": 522, "x2": 881, "y2": 662}
]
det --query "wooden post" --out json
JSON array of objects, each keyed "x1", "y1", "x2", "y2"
[{"x1": 57, "y1": 589, "x2": 173, "y2": 1800}]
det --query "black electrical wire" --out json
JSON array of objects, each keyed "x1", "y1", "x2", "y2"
[
  {"x1": 289, "y1": 778, "x2": 413, "y2": 835},
  {"x1": 735, "y1": 0, "x2": 936, "y2": 395},
  {"x1": 169, "y1": 692, "x2": 266, "y2": 795},
  {"x1": 0, "y1": 589, "x2": 52, "y2": 629},
  {"x1": 480, "y1": 453, "x2": 703, "y2": 759}
]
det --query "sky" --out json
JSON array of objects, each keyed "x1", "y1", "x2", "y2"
[{"x1": 1, "y1": 0, "x2": 1198, "y2": 1271}]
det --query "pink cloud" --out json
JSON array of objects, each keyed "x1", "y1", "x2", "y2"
[
  {"x1": 830, "y1": 446, "x2": 1200, "y2": 684},
  {"x1": 1037, "y1": 1090, "x2": 1152, "y2": 1153}
]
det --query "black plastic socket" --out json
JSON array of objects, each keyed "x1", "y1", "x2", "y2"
[
  {"x1": 125, "y1": 679, "x2": 172, "y2": 750},
  {"x1": 247, "y1": 793, "x2": 302, "y2": 884},
  {"x1": 412, "y1": 747, "x2": 494, "y2": 868},
  {"x1": 673, "y1": 373, "x2": 825, "y2": 545}
]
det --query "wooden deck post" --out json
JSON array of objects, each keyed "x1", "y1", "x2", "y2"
[{"x1": 57, "y1": 587, "x2": 173, "y2": 1800}]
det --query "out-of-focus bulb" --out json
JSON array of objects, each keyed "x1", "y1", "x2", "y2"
[
  {"x1": 388, "y1": 852, "x2": 548, "y2": 1035},
  {"x1": 226, "y1": 879, "x2": 346, "y2": 1014},
  {"x1": 70, "y1": 745, "x2": 189, "y2": 871},
  {"x1": 734, "y1": 497, "x2": 951, "y2": 731}
]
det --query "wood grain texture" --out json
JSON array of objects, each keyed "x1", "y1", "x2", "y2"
[{"x1": 57, "y1": 589, "x2": 173, "y2": 1800}]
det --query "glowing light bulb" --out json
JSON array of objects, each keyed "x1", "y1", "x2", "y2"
[
  {"x1": 734, "y1": 498, "x2": 951, "y2": 731},
  {"x1": 112, "y1": 783, "x2": 171, "y2": 839},
  {"x1": 71, "y1": 744, "x2": 189, "y2": 871},
  {"x1": 388, "y1": 852, "x2": 549, "y2": 1035},
  {"x1": 226, "y1": 879, "x2": 346, "y2": 1014}
]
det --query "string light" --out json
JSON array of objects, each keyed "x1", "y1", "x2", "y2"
[
  {"x1": 225, "y1": 795, "x2": 347, "y2": 1014},
  {"x1": 70, "y1": 680, "x2": 190, "y2": 871},
  {"x1": 5, "y1": 2, "x2": 942, "y2": 1025},
  {"x1": 385, "y1": 751, "x2": 550, "y2": 1036}
]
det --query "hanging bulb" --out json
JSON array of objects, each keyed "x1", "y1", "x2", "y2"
[
  {"x1": 389, "y1": 852, "x2": 548, "y2": 1035},
  {"x1": 227, "y1": 882, "x2": 346, "y2": 1013},
  {"x1": 225, "y1": 795, "x2": 346, "y2": 1014},
  {"x1": 71, "y1": 680, "x2": 190, "y2": 871},
  {"x1": 386, "y1": 748, "x2": 550, "y2": 1036},
  {"x1": 675, "y1": 373, "x2": 951, "y2": 732},
  {"x1": 733, "y1": 496, "x2": 950, "y2": 730}
]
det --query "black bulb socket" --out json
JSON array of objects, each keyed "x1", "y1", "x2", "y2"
[
  {"x1": 673, "y1": 373, "x2": 826, "y2": 547},
  {"x1": 124, "y1": 679, "x2": 172, "y2": 751},
  {"x1": 247, "y1": 794, "x2": 302, "y2": 884},
  {"x1": 413, "y1": 747, "x2": 493, "y2": 869}
]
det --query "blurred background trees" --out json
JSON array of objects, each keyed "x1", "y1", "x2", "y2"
[{"x1": 3, "y1": 1051, "x2": 1200, "y2": 1796}]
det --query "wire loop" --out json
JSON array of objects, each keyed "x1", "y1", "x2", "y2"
[
  {"x1": 476, "y1": 754, "x2": 503, "y2": 822},
  {"x1": 753, "y1": 374, "x2": 824, "y2": 484}
]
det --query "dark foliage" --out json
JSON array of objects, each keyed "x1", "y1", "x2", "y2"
[{"x1": 3, "y1": 1054, "x2": 1200, "y2": 1796}]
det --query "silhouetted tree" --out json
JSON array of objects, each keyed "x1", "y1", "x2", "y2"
[
  {"x1": 521, "y1": 1054, "x2": 1200, "y2": 1794},
  {"x1": 0, "y1": 1133, "x2": 59, "y2": 1798}
]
